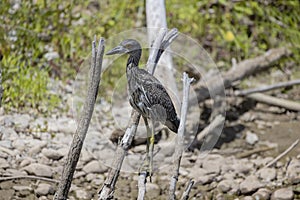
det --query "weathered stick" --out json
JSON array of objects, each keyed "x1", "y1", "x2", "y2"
[
  {"x1": 54, "y1": 37, "x2": 105, "y2": 200},
  {"x1": 137, "y1": 171, "x2": 147, "y2": 200},
  {"x1": 247, "y1": 93, "x2": 300, "y2": 111},
  {"x1": 169, "y1": 73, "x2": 194, "y2": 200},
  {"x1": 0, "y1": 175, "x2": 59, "y2": 183},
  {"x1": 235, "y1": 79, "x2": 300, "y2": 96},
  {"x1": 180, "y1": 179, "x2": 195, "y2": 200},
  {"x1": 194, "y1": 47, "x2": 292, "y2": 103},
  {"x1": 197, "y1": 115, "x2": 225, "y2": 141},
  {"x1": 98, "y1": 29, "x2": 178, "y2": 200},
  {"x1": 263, "y1": 139, "x2": 299, "y2": 169}
]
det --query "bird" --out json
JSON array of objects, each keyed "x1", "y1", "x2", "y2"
[{"x1": 106, "y1": 39, "x2": 180, "y2": 179}]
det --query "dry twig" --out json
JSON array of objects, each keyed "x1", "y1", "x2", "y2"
[
  {"x1": 263, "y1": 139, "x2": 299, "y2": 169},
  {"x1": 54, "y1": 37, "x2": 105, "y2": 200},
  {"x1": 197, "y1": 115, "x2": 225, "y2": 141},
  {"x1": 169, "y1": 73, "x2": 194, "y2": 200},
  {"x1": 0, "y1": 175, "x2": 59, "y2": 183},
  {"x1": 235, "y1": 79, "x2": 300, "y2": 96}
]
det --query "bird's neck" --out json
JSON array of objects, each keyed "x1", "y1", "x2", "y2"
[{"x1": 126, "y1": 50, "x2": 141, "y2": 71}]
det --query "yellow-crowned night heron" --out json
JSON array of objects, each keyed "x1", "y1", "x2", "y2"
[{"x1": 106, "y1": 39, "x2": 180, "y2": 179}]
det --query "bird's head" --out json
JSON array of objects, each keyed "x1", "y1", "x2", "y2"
[{"x1": 106, "y1": 39, "x2": 141, "y2": 56}]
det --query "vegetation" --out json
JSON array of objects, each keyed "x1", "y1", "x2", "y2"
[{"x1": 0, "y1": 0, "x2": 299, "y2": 113}]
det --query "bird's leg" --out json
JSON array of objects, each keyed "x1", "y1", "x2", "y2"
[
  {"x1": 148, "y1": 118, "x2": 155, "y2": 182},
  {"x1": 139, "y1": 117, "x2": 151, "y2": 176}
]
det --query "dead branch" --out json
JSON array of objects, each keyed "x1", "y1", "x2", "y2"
[
  {"x1": 98, "y1": 29, "x2": 178, "y2": 200},
  {"x1": 54, "y1": 37, "x2": 105, "y2": 200},
  {"x1": 180, "y1": 179, "x2": 195, "y2": 200},
  {"x1": 169, "y1": 73, "x2": 194, "y2": 200},
  {"x1": 247, "y1": 93, "x2": 300, "y2": 111},
  {"x1": 0, "y1": 175, "x2": 59, "y2": 183},
  {"x1": 263, "y1": 139, "x2": 299, "y2": 169},
  {"x1": 235, "y1": 79, "x2": 300, "y2": 96},
  {"x1": 194, "y1": 47, "x2": 292, "y2": 103},
  {"x1": 137, "y1": 171, "x2": 147, "y2": 200},
  {"x1": 236, "y1": 146, "x2": 275, "y2": 159},
  {"x1": 197, "y1": 115, "x2": 225, "y2": 141}
]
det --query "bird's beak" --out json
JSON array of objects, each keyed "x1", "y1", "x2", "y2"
[{"x1": 106, "y1": 45, "x2": 127, "y2": 55}]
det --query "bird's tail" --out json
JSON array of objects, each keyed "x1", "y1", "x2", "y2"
[{"x1": 165, "y1": 117, "x2": 180, "y2": 133}]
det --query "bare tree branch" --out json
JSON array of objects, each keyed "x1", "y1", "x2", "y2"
[
  {"x1": 247, "y1": 93, "x2": 300, "y2": 111},
  {"x1": 54, "y1": 37, "x2": 105, "y2": 200},
  {"x1": 169, "y1": 73, "x2": 194, "y2": 200},
  {"x1": 235, "y1": 79, "x2": 300, "y2": 96},
  {"x1": 98, "y1": 29, "x2": 178, "y2": 200},
  {"x1": 194, "y1": 47, "x2": 292, "y2": 103}
]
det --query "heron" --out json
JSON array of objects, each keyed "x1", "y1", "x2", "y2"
[{"x1": 106, "y1": 39, "x2": 180, "y2": 180}]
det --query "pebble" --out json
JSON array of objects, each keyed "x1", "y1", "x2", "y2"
[
  {"x1": 41, "y1": 148, "x2": 64, "y2": 160},
  {"x1": 239, "y1": 175, "x2": 262, "y2": 194},
  {"x1": 23, "y1": 163, "x2": 53, "y2": 178},
  {"x1": 253, "y1": 188, "x2": 271, "y2": 200},
  {"x1": 35, "y1": 183, "x2": 55, "y2": 196},
  {"x1": 82, "y1": 160, "x2": 108, "y2": 174},
  {"x1": 271, "y1": 188, "x2": 294, "y2": 200},
  {"x1": 217, "y1": 180, "x2": 232, "y2": 192},
  {"x1": 146, "y1": 183, "x2": 161, "y2": 199},
  {"x1": 0, "y1": 157, "x2": 9, "y2": 169},
  {"x1": 246, "y1": 131, "x2": 258, "y2": 145},
  {"x1": 75, "y1": 189, "x2": 91, "y2": 200},
  {"x1": 258, "y1": 168, "x2": 277, "y2": 181},
  {"x1": 13, "y1": 114, "x2": 31, "y2": 129}
]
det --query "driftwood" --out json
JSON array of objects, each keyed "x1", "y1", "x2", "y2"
[
  {"x1": 194, "y1": 47, "x2": 292, "y2": 103},
  {"x1": 247, "y1": 93, "x2": 300, "y2": 111},
  {"x1": 98, "y1": 29, "x2": 178, "y2": 200},
  {"x1": 169, "y1": 73, "x2": 194, "y2": 200},
  {"x1": 54, "y1": 37, "x2": 105, "y2": 200},
  {"x1": 235, "y1": 79, "x2": 300, "y2": 96}
]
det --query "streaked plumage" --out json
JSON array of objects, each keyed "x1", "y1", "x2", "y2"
[{"x1": 106, "y1": 39, "x2": 180, "y2": 132}]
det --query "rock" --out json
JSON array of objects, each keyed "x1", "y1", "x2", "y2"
[
  {"x1": 246, "y1": 131, "x2": 258, "y2": 145},
  {"x1": 86, "y1": 173, "x2": 97, "y2": 182},
  {"x1": 286, "y1": 158, "x2": 300, "y2": 184},
  {"x1": 271, "y1": 188, "x2": 294, "y2": 200},
  {"x1": 258, "y1": 168, "x2": 276, "y2": 182},
  {"x1": 197, "y1": 175, "x2": 214, "y2": 185},
  {"x1": 12, "y1": 139, "x2": 26, "y2": 151},
  {"x1": 35, "y1": 183, "x2": 55, "y2": 196},
  {"x1": 0, "y1": 189, "x2": 14, "y2": 199},
  {"x1": 75, "y1": 189, "x2": 91, "y2": 200},
  {"x1": 239, "y1": 175, "x2": 262, "y2": 194},
  {"x1": 13, "y1": 114, "x2": 31, "y2": 129},
  {"x1": 232, "y1": 161, "x2": 253, "y2": 175},
  {"x1": 23, "y1": 163, "x2": 53, "y2": 178},
  {"x1": 82, "y1": 160, "x2": 108, "y2": 174},
  {"x1": 253, "y1": 188, "x2": 271, "y2": 200},
  {"x1": 146, "y1": 183, "x2": 161, "y2": 199},
  {"x1": 41, "y1": 148, "x2": 64, "y2": 160},
  {"x1": 243, "y1": 196, "x2": 254, "y2": 200},
  {"x1": 80, "y1": 149, "x2": 94, "y2": 163},
  {"x1": 0, "y1": 158, "x2": 9, "y2": 169},
  {"x1": 202, "y1": 161, "x2": 220, "y2": 174},
  {"x1": 0, "y1": 127, "x2": 18, "y2": 140},
  {"x1": 20, "y1": 157, "x2": 34, "y2": 167},
  {"x1": 5, "y1": 169, "x2": 27, "y2": 176},
  {"x1": 13, "y1": 185, "x2": 32, "y2": 196},
  {"x1": 158, "y1": 142, "x2": 175, "y2": 157},
  {"x1": 217, "y1": 180, "x2": 232, "y2": 192}
]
